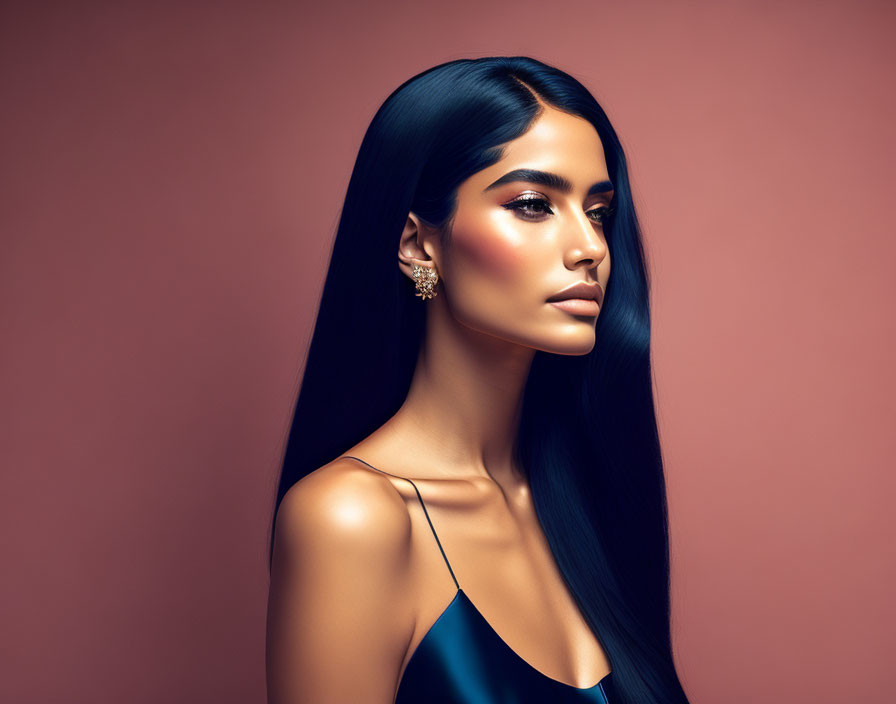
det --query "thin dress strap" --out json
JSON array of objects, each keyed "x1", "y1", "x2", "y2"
[{"x1": 340, "y1": 455, "x2": 460, "y2": 590}]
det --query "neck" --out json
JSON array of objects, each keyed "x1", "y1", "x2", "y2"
[{"x1": 388, "y1": 300, "x2": 536, "y2": 486}]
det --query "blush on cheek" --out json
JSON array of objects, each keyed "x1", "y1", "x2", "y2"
[{"x1": 452, "y1": 224, "x2": 527, "y2": 281}]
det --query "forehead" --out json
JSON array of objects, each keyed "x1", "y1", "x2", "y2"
[{"x1": 465, "y1": 107, "x2": 610, "y2": 191}]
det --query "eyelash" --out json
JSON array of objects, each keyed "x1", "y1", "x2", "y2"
[{"x1": 502, "y1": 195, "x2": 616, "y2": 225}]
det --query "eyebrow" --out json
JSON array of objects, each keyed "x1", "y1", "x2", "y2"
[{"x1": 483, "y1": 168, "x2": 614, "y2": 196}]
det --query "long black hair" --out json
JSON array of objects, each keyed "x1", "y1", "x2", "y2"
[{"x1": 269, "y1": 56, "x2": 690, "y2": 704}]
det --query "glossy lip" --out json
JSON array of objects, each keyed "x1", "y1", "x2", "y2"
[
  {"x1": 548, "y1": 298, "x2": 600, "y2": 316},
  {"x1": 546, "y1": 281, "x2": 604, "y2": 307}
]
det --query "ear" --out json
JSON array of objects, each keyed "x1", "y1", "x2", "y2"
[{"x1": 397, "y1": 211, "x2": 441, "y2": 281}]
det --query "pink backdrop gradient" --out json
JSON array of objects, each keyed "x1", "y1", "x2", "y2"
[{"x1": 2, "y1": 2, "x2": 894, "y2": 702}]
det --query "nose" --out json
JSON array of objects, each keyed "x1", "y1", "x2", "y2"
[{"x1": 563, "y1": 211, "x2": 608, "y2": 271}]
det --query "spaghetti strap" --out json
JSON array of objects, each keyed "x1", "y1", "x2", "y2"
[{"x1": 340, "y1": 455, "x2": 460, "y2": 591}]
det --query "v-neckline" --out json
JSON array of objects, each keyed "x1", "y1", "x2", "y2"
[{"x1": 403, "y1": 588, "x2": 612, "y2": 692}]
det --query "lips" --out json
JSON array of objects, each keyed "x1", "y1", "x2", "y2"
[
  {"x1": 546, "y1": 281, "x2": 603, "y2": 306},
  {"x1": 548, "y1": 298, "x2": 600, "y2": 316}
]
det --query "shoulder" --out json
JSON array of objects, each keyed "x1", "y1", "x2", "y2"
[
  {"x1": 271, "y1": 457, "x2": 413, "y2": 570},
  {"x1": 267, "y1": 458, "x2": 419, "y2": 703}
]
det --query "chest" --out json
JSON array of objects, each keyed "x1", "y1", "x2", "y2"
[{"x1": 405, "y1": 485, "x2": 612, "y2": 691}]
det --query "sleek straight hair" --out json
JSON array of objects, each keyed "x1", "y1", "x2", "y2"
[{"x1": 269, "y1": 56, "x2": 689, "y2": 704}]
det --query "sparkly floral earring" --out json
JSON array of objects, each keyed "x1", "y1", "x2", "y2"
[{"x1": 412, "y1": 263, "x2": 439, "y2": 300}]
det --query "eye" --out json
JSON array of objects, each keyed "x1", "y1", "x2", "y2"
[
  {"x1": 502, "y1": 194, "x2": 617, "y2": 226},
  {"x1": 501, "y1": 195, "x2": 554, "y2": 221},
  {"x1": 586, "y1": 204, "x2": 616, "y2": 226}
]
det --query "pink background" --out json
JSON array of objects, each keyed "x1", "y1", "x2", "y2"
[{"x1": 2, "y1": 2, "x2": 894, "y2": 702}]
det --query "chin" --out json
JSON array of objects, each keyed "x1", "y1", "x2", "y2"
[
  {"x1": 533, "y1": 328, "x2": 597, "y2": 356},
  {"x1": 544, "y1": 341, "x2": 596, "y2": 356}
]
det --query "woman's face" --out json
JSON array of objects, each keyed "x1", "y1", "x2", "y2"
[{"x1": 425, "y1": 106, "x2": 613, "y2": 356}]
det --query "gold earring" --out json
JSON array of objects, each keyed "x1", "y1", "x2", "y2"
[{"x1": 412, "y1": 264, "x2": 439, "y2": 300}]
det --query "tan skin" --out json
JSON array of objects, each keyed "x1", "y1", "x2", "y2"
[{"x1": 267, "y1": 105, "x2": 614, "y2": 704}]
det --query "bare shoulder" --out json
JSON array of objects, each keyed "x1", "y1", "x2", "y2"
[
  {"x1": 266, "y1": 457, "x2": 416, "y2": 704},
  {"x1": 272, "y1": 457, "x2": 413, "y2": 560}
]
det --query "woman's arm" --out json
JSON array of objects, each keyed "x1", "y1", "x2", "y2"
[{"x1": 266, "y1": 461, "x2": 416, "y2": 704}]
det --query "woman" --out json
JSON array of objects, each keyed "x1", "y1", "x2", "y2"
[{"x1": 266, "y1": 56, "x2": 690, "y2": 704}]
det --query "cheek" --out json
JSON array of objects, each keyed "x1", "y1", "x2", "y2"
[{"x1": 450, "y1": 215, "x2": 530, "y2": 282}]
